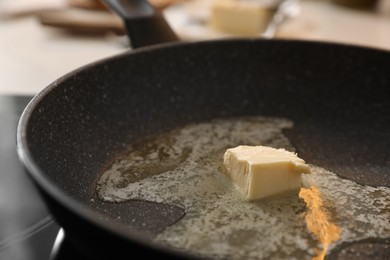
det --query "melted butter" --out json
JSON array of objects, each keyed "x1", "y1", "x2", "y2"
[{"x1": 96, "y1": 116, "x2": 390, "y2": 259}]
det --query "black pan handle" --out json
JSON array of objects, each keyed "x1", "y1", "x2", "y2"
[{"x1": 103, "y1": 0, "x2": 179, "y2": 49}]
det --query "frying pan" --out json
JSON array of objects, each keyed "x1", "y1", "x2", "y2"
[{"x1": 17, "y1": 0, "x2": 390, "y2": 259}]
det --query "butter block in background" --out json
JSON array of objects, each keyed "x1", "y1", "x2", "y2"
[
  {"x1": 223, "y1": 145, "x2": 311, "y2": 200},
  {"x1": 210, "y1": 0, "x2": 281, "y2": 36}
]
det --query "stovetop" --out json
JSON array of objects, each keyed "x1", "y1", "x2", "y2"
[{"x1": 0, "y1": 95, "x2": 86, "y2": 260}]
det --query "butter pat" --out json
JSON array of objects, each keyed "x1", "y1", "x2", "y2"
[
  {"x1": 223, "y1": 145, "x2": 311, "y2": 200},
  {"x1": 210, "y1": 0, "x2": 277, "y2": 36}
]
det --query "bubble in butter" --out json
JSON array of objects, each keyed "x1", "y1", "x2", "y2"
[{"x1": 96, "y1": 116, "x2": 390, "y2": 260}]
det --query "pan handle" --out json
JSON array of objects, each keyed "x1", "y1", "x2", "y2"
[{"x1": 103, "y1": 0, "x2": 179, "y2": 49}]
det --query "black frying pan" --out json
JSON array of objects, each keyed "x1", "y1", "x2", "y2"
[{"x1": 17, "y1": 1, "x2": 390, "y2": 259}]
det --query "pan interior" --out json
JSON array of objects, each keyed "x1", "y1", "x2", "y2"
[{"x1": 22, "y1": 40, "x2": 390, "y2": 258}]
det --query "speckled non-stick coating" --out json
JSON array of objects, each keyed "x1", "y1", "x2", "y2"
[{"x1": 19, "y1": 39, "x2": 390, "y2": 259}]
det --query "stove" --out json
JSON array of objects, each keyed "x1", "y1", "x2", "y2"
[{"x1": 0, "y1": 95, "x2": 87, "y2": 260}]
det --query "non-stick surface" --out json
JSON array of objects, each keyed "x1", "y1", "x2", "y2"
[{"x1": 20, "y1": 39, "x2": 390, "y2": 259}]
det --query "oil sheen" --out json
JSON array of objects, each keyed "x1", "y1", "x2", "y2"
[{"x1": 96, "y1": 116, "x2": 390, "y2": 260}]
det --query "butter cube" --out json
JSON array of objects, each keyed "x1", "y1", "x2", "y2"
[
  {"x1": 210, "y1": 0, "x2": 277, "y2": 36},
  {"x1": 223, "y1": 145, "x2": 311, "y2": 200}
]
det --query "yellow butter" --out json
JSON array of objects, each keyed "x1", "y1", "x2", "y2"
[
  {"x1": 223, "y1": 145, "x2": 311, "y2": 200},
  {"x1": 210, "y1": 0, "x2": 277, "y2": 36}
]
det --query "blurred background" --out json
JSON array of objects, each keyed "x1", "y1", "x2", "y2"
[{"x1": 0, "y1": 0, "x2": 389, "y2": 95}]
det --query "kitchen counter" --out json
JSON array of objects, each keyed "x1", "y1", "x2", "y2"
[
  {"x1": 0, "y1": 16, "x2": 125, "y2": 95},
  {"x1": 276, "y1": 0, "x2": 390, "y2": 50},
  {"x1": 0, "y1": 0, "x2": 389, "y2": 95}
]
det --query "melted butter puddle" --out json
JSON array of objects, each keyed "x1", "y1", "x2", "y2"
[
  {"x1": 97, "y1": 116, "x2": 390, "y2": 260},
  {"x1": 299, "y1": 186, "x2": 341, "y2": 260}
]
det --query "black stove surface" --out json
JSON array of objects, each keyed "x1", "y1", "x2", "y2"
[{"x1": 0, "y1": 95, "x2": 85, "y2": 260}]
